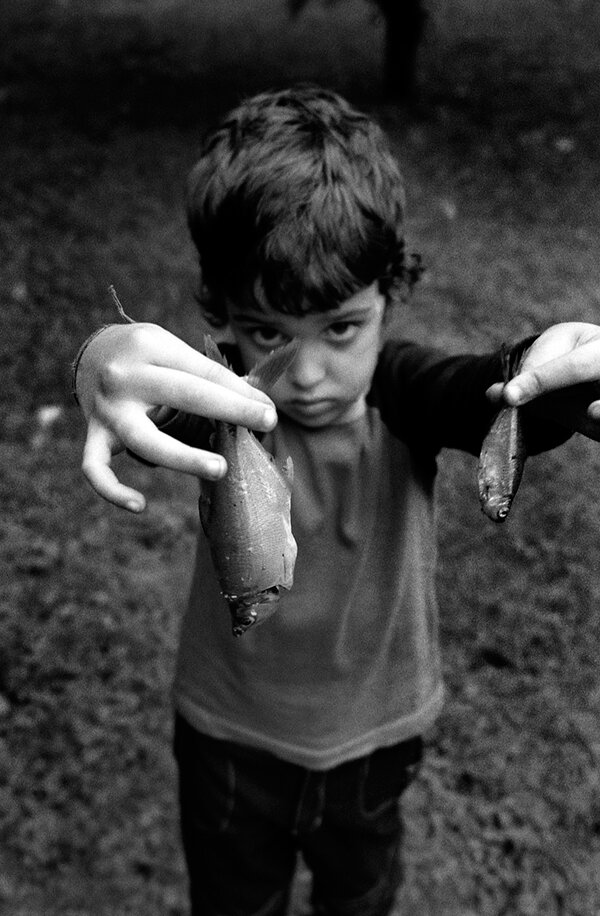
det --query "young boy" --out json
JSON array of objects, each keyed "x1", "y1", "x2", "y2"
[{"x1": 74, "y1": 86, "x2": 600, "y2": 916}]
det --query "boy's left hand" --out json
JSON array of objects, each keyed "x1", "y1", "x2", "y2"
[{"x1": 486, "y1": 322, "x2": 600, "y2": 441}]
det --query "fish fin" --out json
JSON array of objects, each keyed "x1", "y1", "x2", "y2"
[
  {"x1": 246, "y1": 339, "x2": 299, "y2": 394},
  {"x1": 500, "y1": 343, "x2": 526, "y2": 384},
  {"x1": 500, "y1": 344, "x2": 508, "y2": 385},
  {"x1": 198, "y1": 488, "x2": 211, "y2": 535},
  {"x1": 203, "y1": 334, "x2": 233, "y2": 370},
  {"x1": 280, "y1": 455, "x2": 294, "y2": 487}
]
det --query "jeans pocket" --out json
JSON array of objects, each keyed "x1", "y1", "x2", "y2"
[
  {"x1": 174, "y1": 715, "x2": 236, "y2": 835},
  {"x1": 358, "y1": 737, "x2": 423, "y2": 820}
]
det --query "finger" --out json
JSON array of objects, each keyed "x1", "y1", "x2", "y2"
[
  {"x1": 505, "y1": 341, "x2": 600, "y2": 406},
  {"x1": 130, "y1": 366, "x2": 277, "y2": 431},
  {"x1": 115, "y1": 409, "x2": 229, "y2": 480},
  {"x1": 145, "y1": 330, "x2": 273, "y2": 406},
  {"x1": 82, "y1": 421, "x2": 147, "y2": 512},
  {"x1": 515, "y1": 323, "x2": 600, "y2": 374},
  {"x1": 485, "y1": 382, "x2": 505, "y2": 404}
]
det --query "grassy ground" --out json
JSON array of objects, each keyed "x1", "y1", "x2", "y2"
[{"x1": 1, "y1": 2, "x2": 600, "y2": 914}]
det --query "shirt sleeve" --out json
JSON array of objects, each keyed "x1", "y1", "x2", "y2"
[{"x1": 369, "y1": 338, "x2": 572, "y2": 458}]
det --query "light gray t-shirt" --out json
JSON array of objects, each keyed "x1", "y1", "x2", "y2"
[
  {"x1": 174, "y1": 406, "x2": 443, "y2": 769},
  {"x1": 170, "y1": 338, "x2": 566, "y2": 769}
]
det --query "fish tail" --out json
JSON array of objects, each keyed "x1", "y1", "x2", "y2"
[
  {"x1": 501, "y1": 342, "x2": 527, "y2": 385},
  {"x1": 203, "y1": 334, "x2": 232, "y2": 369},
  {"x1": 500, "y1": 343, "x2": 511, "y2": 385},
  {"x1": 203, "y1": 333, "x2": 299, "y2": 395},
  {"x1": 246, "y1": 339, "x2": 300, "y2": 394}
]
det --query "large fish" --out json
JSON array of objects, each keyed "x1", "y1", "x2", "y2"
[
  {"x1": 200, "y1": 335, "x2": 298, "y2": 637},
  {"x1": 478, "y1": 345, "x2": 527, "y2": 522}
]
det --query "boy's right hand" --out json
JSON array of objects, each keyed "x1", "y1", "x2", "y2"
[{"x1": 76, "y1": 323, "x2": 277, "y2": 512}]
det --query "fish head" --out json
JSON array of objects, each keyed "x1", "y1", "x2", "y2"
[
  {"x1": 226, "y1": 586, "x2": 286, "y2": 638},
  {"x1": 481, "y1": 493, "x2": 512, "y2": 522}
]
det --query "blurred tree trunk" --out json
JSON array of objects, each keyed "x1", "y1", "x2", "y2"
[
  {"x1": 374, "y1": 0, "x2": 428, "y2": 101},
  {"x1": 288, "y1": 0, "x2": 428, "y2": 103}
]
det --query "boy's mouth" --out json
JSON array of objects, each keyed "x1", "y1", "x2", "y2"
[
  {"x1": 281, "y1": 396, "x2": 356, "y2": 428},
  {"x1": 281, "y1": 392, "x2": 368, "y2": 428},
  {"x1": 287, "y1": 397, "x2": 334, "y2": 416}
]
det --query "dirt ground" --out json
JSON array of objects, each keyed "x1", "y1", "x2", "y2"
[{"x1": 1, "y1": 2, "x2": 600, "y2": 914}]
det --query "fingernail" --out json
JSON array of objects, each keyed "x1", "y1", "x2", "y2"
[
  {"x1": 208, "y1": 456, "x2": 226, "y2": 477},
  {"x1": 126, "y1": 499, "x2": 143, "y2": 513},
  {"x1": 505, "y1": 381, "x2": 523, "y2": 405},
  {"x1": 589, "y1": 403, "x2": 600, "y2": 420},
  {"x1": 263, "y1": 406, "x2": 277, "y2": 428}
]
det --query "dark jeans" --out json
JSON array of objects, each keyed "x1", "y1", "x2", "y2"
[{"x1": 173, "y1": 713, "x2": 423, "y2": 916}]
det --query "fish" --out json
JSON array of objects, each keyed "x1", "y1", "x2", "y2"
[
  {"x1": 478, "y1": 345, "x2": 527, "y2": 522},
  {"x1": 199, "y1": 335, "x2": 298, "y2": 637}
]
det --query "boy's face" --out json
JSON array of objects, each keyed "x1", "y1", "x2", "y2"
[{"x1": 227, "y1": 283, "x2": 388, "y2": 428}]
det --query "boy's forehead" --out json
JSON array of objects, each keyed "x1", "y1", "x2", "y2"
[{"x1": 227, "y1": 282, "x2": 383, "y2": 325}]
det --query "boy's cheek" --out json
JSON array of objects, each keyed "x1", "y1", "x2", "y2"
[
  {"x1": 267, "y1": 378, "x2": 292, "y2": 408},
  {"x1": 378, "y1": 311, "x2": 395, "y2": 349}
]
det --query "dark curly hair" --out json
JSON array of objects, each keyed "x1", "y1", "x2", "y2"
[{"x1": 187, "y1": 85, "x2": 422, "y2": 327}]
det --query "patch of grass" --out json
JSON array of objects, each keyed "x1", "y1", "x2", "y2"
[{"x1": 0, "y1": 0, "x2": 383, "y2": 106}]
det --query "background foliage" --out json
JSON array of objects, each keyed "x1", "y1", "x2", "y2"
[{"x1": 1, "y1": 1, "x2": 600, "y2": 913}]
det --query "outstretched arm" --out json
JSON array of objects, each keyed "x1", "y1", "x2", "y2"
[{"x1": 74, "y1": 323, "x2": 277, "y2": 512}]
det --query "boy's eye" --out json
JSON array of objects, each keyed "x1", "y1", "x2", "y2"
[
  {"x1": 325, "y1": 321, "x2": 360, "y2": 342},
  {"x1": 247, "y1": 326, "x2": 288, "y2": 348}
]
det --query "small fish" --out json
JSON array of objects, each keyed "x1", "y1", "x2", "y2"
[
  {"x1": 478, "y1": 345, "x2": 527, "y2": 522},
  {"x1": 200, "y1": 336, "x2": 298, "y2": 637}
]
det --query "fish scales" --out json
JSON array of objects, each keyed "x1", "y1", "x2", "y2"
[
  {"x1": 204, "y1": 423, "x2": 294, "y2": 596},
  {"x1": 200, "y1": 337, "x2": 298, "y2": 637},
  {"x1": 478, "y1": 344, "x2": 527, "y2": 523},
  {"x1": 478, "y1": 402, "x2": 526, "y2": 522}
]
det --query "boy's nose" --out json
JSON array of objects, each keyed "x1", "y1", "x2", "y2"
[{"x1": 287, "y1": 342, "x2": 325, "y2": 390}]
